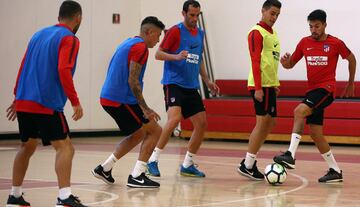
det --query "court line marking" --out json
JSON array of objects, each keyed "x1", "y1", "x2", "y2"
[
  {"x1": 160, "y1": 159, "x2": 309, "y2": 207},
  {"x1": 0, "y1": 147, "x2": 16, "y2": 151},
  {"x1": 0, "y1": 156, "x2": 310, "y2": 206}
]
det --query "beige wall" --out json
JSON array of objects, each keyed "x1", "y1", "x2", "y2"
[
  {"x1": 1, "y1": 0, "x2": 359, "y2": 133},
  {"x1": 0, "y1": 0, "x2": 141, "y2": 132}
]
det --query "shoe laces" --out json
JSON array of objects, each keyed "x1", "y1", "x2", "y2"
[{"x1": 325, "y1": 168, "x2": 339, "y2": 176}]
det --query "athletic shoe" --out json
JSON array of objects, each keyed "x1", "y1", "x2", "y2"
[
  {"x1": 127, "y1": 173, "x2": 160, "y2": 188},
  {"x1": 55, "y1": 195, "x2": 87, "y2": 207},
  {"x1": 6, "y1": 194, "x2": 30, "y2": 207},
  {"x1": 91, "y1": 165, "x2": 115, "y2": 184},
  {"x1": 180, "y1": 164, "x2": 205, "y2": 177},
  {"x1": 318, "y1": 168, "x2": 343, "y2": 183},
  {"x1": 273, "y1": 151, "x2": 296, "y2": 169},
  {"x1": 237, "y1": 159, "x2": 264, "y2": 181},
  {"x1": 147, "y1": 161, "x2": 160, "y2": 177}
]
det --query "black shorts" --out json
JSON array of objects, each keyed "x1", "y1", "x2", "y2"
[
  {"x1": 102, "y1": 104, "x2": 149, "y2": 136},
  {"x1": 17, "y1": 111, "x2": 70, "y2": 146},
  {"x1": 163, "y1": 84, "x2": 205, "y2": 119},
  {"x1": 302, "y1": 88, "x2": 334, "y2": 125},
  {"x1": 250, "y1": 87, "x2": 277, "y2": 117}
]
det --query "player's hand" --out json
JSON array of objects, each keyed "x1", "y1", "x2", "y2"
[
  {"x1": 275, "y1": 87, "x2": 280, "y2": 96},
  {"x1": 254, "y1": 89, "x2": 264, "y2": 102},
  {"x1": 280, "y1": 52, "x2": 292, "y2": 69},
  {"x1": 6, "y1": 101, "x2": 17, "y2": 121},
  {"x1": 175, "y1": 50, "x2": 188, "y2": 60},
  {"x1": 206, "y1": 81, "x2": 220, "y2": 96},
  {"x1": 72, "y1": 104, "x2": 83, "y2": 121},
  {"x1": 341, "y1": 82, "x2": 355, "y2": 98},
  {"x1": 143, "y1": 108, "x2": 161, "y2": 122}
]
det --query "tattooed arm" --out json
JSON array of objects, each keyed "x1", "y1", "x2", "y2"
[{"x1": 128, "y1": 61, "x2": 160, "y2": 121}]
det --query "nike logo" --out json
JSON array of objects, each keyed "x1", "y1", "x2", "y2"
[
  {"x1": 244, "y1": 168, "x2": 254, "y2": 176},
  {"x1": 274, "y1": 43, "x2": 278, "y2": 48},
  {"x1": 132, "y1": 178, "x2": 145, "y2": 184},
  {"x1": 306, "y1": 47, "x2": 314, "y2": 51},
  {"x1": 305, "y1": 99, "x2": 314, "y2": 104},
  {"x1": 190, "y1": 44, "x2": 199, "y2": 49},
  {"x1": 102, "y1": 171, "x2": 110, "y2": 179}
]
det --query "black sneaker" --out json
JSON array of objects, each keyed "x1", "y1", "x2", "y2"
[
  {"x1": 318, "y1": 168, "x2": 343, "y2": 183},
  {"x1": 273, "y1": 151, "x2": 296, "y2": 169},
  {"x1": 56, "y1": 195, "x2": 87, "y2": 207},
  {"x1": 92, "y1": 164, "x2": 115, "y2": 184},
  {"x1": 6, "y1": 194, "x2": 31, "y2": 207},
  {"x1": 237, "y1": 159, "x2": 264, "y2": 181},
  {"x1": 127, "y1": 173, "x2": 160, "y2": 188}
]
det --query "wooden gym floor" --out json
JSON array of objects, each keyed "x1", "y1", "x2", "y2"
[{"x1": 0, "y1": 137, "x2": 359, "y2": 207}]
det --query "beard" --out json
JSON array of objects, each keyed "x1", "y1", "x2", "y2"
[{"x1": 73, "y1": 24, "x2": 80, "y2": 34}]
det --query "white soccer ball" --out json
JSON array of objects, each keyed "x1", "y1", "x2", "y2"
[
  {"x1": 264, "y1": 163, "x2": 287, "y2": 185},
  {"x1": 173, "y1": 128, "x2": 181, "y2": 137}
]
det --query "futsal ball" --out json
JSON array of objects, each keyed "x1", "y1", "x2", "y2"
[
  {"x1": 173, "y1": 127, "x2": 181, "y2": 137},
  {"x1": 264, "y1": 163, "x2": 287, "y2": 185}
]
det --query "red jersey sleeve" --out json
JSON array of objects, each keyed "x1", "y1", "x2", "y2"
[
  {"x1": 337, "y1": 39, "x2": 351, "y2": 59},
  {"x1": 248, "y1": 30, "x2": 263, "y2": 90},
  {"x1": 58, "y1": 35, "x2": 80, "y2": 106},
  {"x1": 291, "y1": 38, "x2": 305, "y2": 64},
  {"x1": 159, "y1": 26, "x2": 180, "y2": 53},
  {"x1": 128, "y1": 42, "x2": 148, "y2": 65}
]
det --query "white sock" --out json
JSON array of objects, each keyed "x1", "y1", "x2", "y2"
[
  {"x1": 148, "y1": 147, "x2": 163, "y2": 163},
  {"x1": 288, "y1": 133, "x2": 301, "y2": 157},
  {"x1": 131, "y1": 160, "x2": 147, "y2": 178},
  {"x1": 10, "y1": 186, "x2": 22, "y2": 198},
  {"x1": 182, "y1": 151, "x2": 195, "y2": 168},
  {"x1": 58, "y1": 187, "x2": 72, "y2": 200},
  {"x1": 322, "y1": 150, "x2": 341, "y2": 173},
  {"x1": 101, "y1": 153, "x2": 119, "y2": 172},
  {"x1": 244, "y1": 152, "x2": 257, "y2": 169}
]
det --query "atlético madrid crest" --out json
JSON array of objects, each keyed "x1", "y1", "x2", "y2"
[{"x1": 323, "y1": 44, "x2": 330, "y2": 52}]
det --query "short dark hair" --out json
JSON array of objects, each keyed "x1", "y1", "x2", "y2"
[
  {"x1": 183, "y1": 0, "x2": 201, "y2": 13},
  {"x1": 262, "y1": 0, "x2": 282, "y2": 9},
  {"x1": 59, "y1": 0, "x2": 82, "y2": 19},
  {"x1": 141, "y1": 16, "x2": 165, "y2": 30},
  {"x1": 307, "y1": 9, "x2": 327, "y2": 23}
]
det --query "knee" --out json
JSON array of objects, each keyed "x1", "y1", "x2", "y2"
[
  {"x1": 20, "y1": 145, "x2": 36, "y2": 157},
  {"x1": 61, "y1": 142, "x2": 75, "y2": 157},
  {"x1": 294, "y1": 107, "x2": 306, "y2": 119},
  {"x1": 20, "y1": 141, "x2": 38, "y2": 157},
  {"x1": 146, "y1": 124, "x2": 162, "y2": 138},
  {"x1": 269, "y1": 118, "x2": 276, "y2": 130},
  {"x1": 194, "y1": 118, "x2": 208, "y2": 131},
  {"x1": 167, "y1": 116, "x2": 182, "y2": 129},
  {"x1": 154, "y1": 124, "x2": 162, "y2": 137}
]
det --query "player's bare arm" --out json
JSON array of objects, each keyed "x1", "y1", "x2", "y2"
[
  {"x1": 155, "y1": 47, "x2": 188, "y2": 61},
  {"x1": 341, "y1": 52, "x2": 357, "y2": 98},
  {"x1": 128, "y1": 61, "x2": 160, "y2": 121},
  {"x1": 199, "y1": 61, "x2": 220, "y2": 95}
]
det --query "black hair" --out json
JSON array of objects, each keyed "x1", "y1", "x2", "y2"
[
  {"x1": 307, "y1": 9, "x2": 327, "y2": 23},
  {"x1": 262, "y1": 0, "x2": 282, "y2": 9},
  {"x1": 141, "y1": 16, "x2": 165, "y2": 30},
  {"x1": 59, "y1": 0, "x2": 82, "y2": 19},
  {"x1": 183, "y1": 0, "x2": 201, "y2": 13}
]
